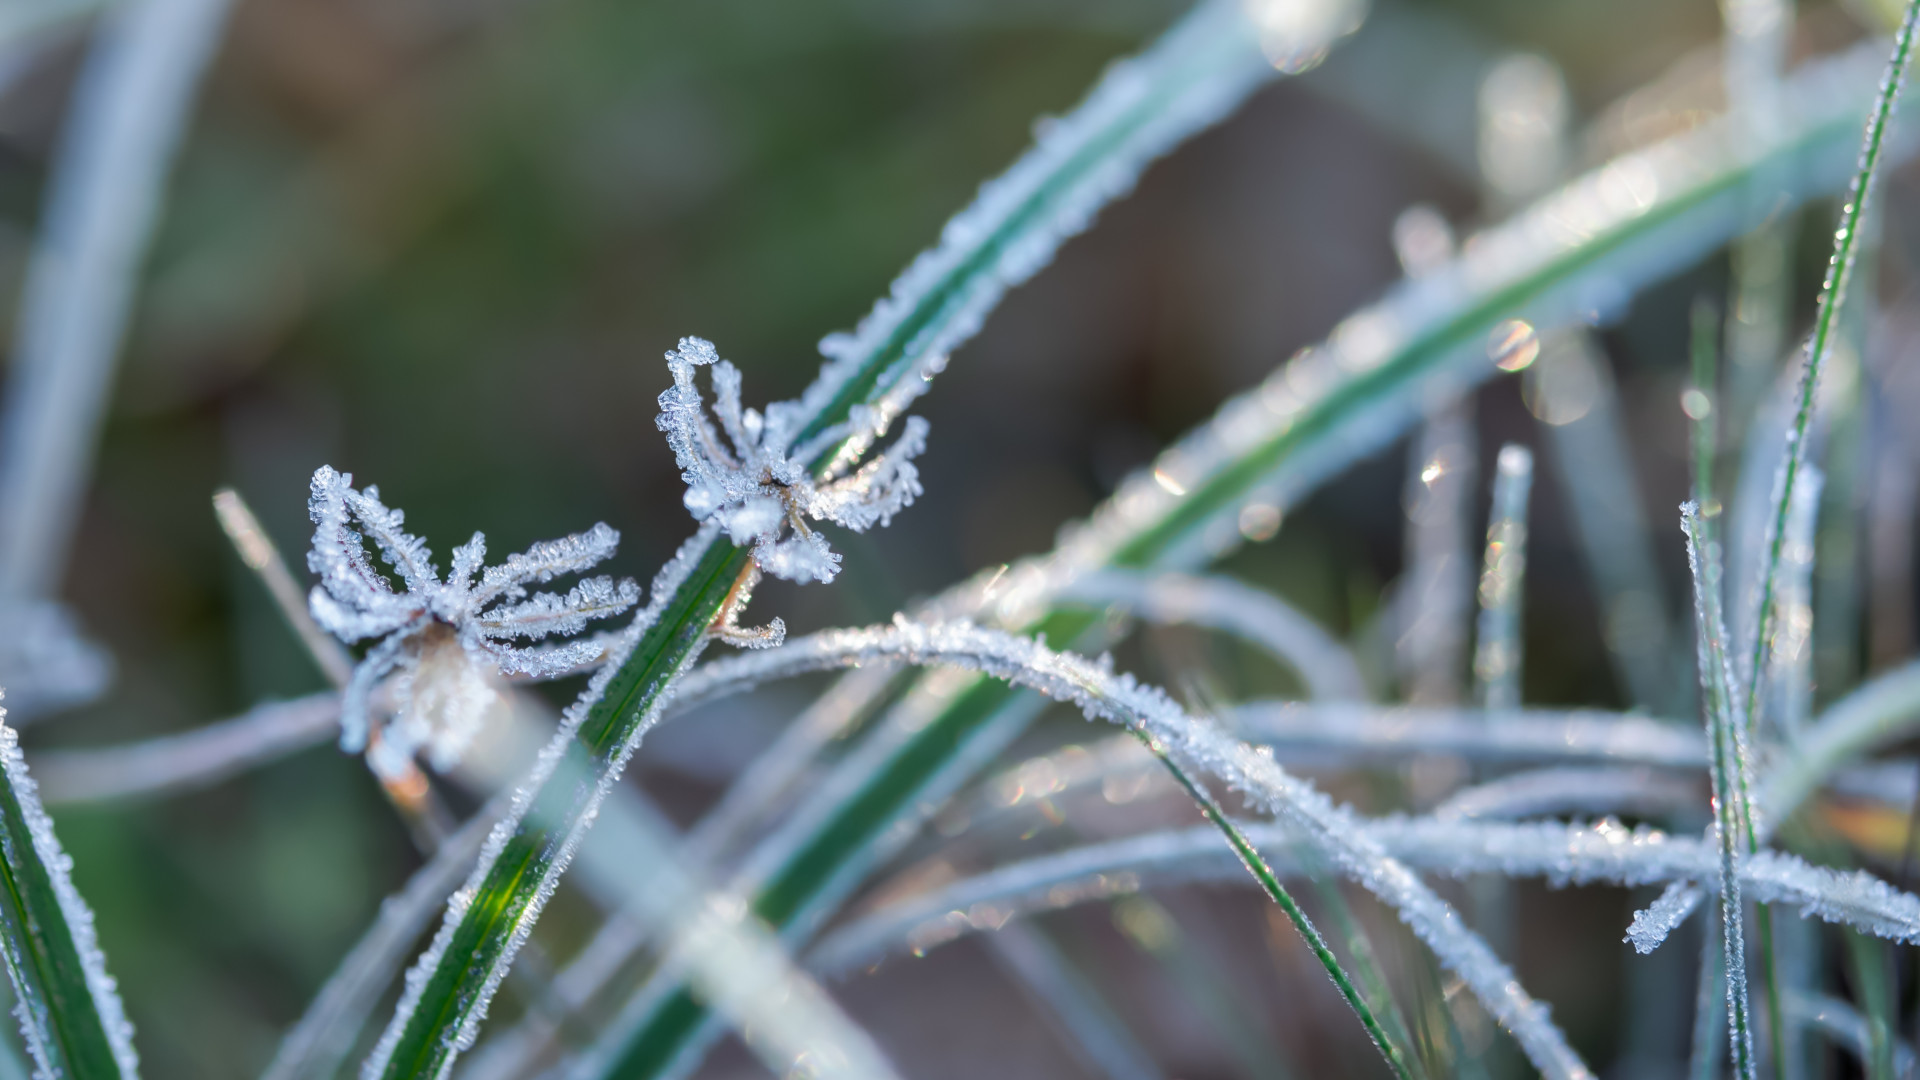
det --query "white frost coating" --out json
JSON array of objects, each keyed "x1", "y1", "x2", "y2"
[
  {"x1": 0, "y1": 705, "x2": 140, "y2": 1077},
  {"x1": 690, "y1": 618, "x2": 1592, "y2": 1079},
  {"x1": 1628, "y1": 661, "x2": 1920, "y2": 955},
  {"x1": 360, "y1": 525, "x2": 713, "y2": 1080},
  {"x1": 1679, "y1": 503, "x2": 1755, "y2": 1078},
  {"x1": 657, "y1": 337, "x2": 929, "y2": 586},
  {"x1": 1058, "y1": 570, "x2": 1367, "y2": 701},
  {"x1": 1626, "y1": 881, "x2": 1704, "y2": 955},
  {"x1": 0, "y1": 0, "x2": 234, "y2": 600},
  {"x1": 805, "y1": 0, "x2": 1280, "y2": 476},
  {"x1": 814, "y1": 815, "x2": 1920, "y2": 976},
  {"x1": 304, "y1": 466, "x2": 638, "y2": 779}
]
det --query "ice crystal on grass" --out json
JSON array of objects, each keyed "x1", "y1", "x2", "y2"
[
  {"x1": 0, "y1": 695, "x2": 140, "y2": 1079},
  {"x1": 304, "y1": 466, "x2": 638, "y2": 779},
  {"x1": 657, "y1": 336, "x2": 928, "y2": 585}
]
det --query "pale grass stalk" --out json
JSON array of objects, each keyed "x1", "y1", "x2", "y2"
[{"x1": 0, "y1": 0, "x2": 234, "y2": 599}]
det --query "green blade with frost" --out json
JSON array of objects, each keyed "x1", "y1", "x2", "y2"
[
  {"x1": 0, "y1": 716, "x2": 137, "y2": 1079},
  {"x1": 588, "y1": 33, "x2": 1920, "y2": 1079},
  {"x1": 361, "y1": 4, "x2": 1286, "y2": 1076}
]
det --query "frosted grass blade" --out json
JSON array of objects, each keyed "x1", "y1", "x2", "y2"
[
  {"x1": 1743, "y1": 0, "x2": 1920, "y2": 723},
  {"x1": 808, "y1": 813, "x2": 1920, "y2": 978},
  {"x1": 1682, "y1": 504, "x2": 1757, "y2": 1080},
  {"x1": 364, "y1": 4, "x2": 1292, "y2": 1075},
  {"x1": 0, "y1": 707, "x2": 138, "y2": 1079},
  {"x1": 634, "y1": 620, "x2": 1596, "y2": 1078}
]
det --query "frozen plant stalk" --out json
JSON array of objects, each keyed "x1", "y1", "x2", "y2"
[
  {"x1": 657, "y1": 337, "x2": 928, "y2": 590},
  {"x1": 1682, "y1": 503, "x2": 1758, "y2": 1080},
  {"x1": 0, "y1": 694, "x2": 140, "y2": 1079},
  {"x1": 305, "y1": 466, "x2": 639, "y2": 780}
]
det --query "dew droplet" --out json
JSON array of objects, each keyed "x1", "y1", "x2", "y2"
[{"x1": 1489, "y1": 319, "x2": 1540, "y2": 372}]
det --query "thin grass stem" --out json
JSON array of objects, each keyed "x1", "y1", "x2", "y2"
[
  {"x1": 1682, "y1": 504, "x2": 1757, "y2": 1080},
  {"x1": 1743, "y1": 0, "x2": 1920, "y2": 721},
  {"x1": 1140, "y1": 734, "x2": 1417, "y2": 1079}
]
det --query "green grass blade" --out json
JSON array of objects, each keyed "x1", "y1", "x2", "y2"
[
  {"x1": 1140, "y1": 732, "x2": 1417, "y2": 1080},
  {"x1": 0, "y1": 714, "x2": 138, "y2": 1079},
  {"x1": 1742, "y1": 0, "x2": 1920, "y2": 722},
  {"x1": 362, "y1": 4, "x2": 1287, "y2": 1075},
  {"x1": 584, "y1": 35, "x2": 1920, "y2": 1080}
]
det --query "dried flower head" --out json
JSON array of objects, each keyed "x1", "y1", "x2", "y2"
[
  {"x1": 304, "y1": 466, "x2": 638, "y2": 779},
  {"x1": 656, "y1": 336, "x2": 929, "y2": 585}
]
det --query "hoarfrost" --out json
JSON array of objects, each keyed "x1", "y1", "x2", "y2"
[
  {"x1": 361, "y1": 525, "x2": 710, "y2": 1079},
  {"x1": 1626, "y1": 881, "x2": 1704, "y2": 955},
  {"x1": 1682, "y1": 502, "x2": 1756, "y2": 1077},
  {"x1": 657, "y1": 337, "x2": 928, "y2": 585},
  {"x1": 814, "y1": 814, "x2": 1920, "y2": 976},
  {"x1": 0, "y1": 697, "x2": 140, "y2": 1078},
  {"x1": 304, "y1": 465, "x2": 638, "y2": 779}
]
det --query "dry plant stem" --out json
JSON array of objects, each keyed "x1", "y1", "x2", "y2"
[
  {"x1": 212, "y1": 487, "x2": 353, "y2": 686},
  {"x1": 213, "y1": 485, "x2": 453, "y2": 849},
  {"x1": 709, "y1": 561, "x2": 781, "y2": 648}
]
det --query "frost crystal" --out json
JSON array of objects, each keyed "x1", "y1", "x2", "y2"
[
  {"x1": 304, "y1": 466, "x2": 638, "y2": 779},
  {"x1": 656, "y1": 337, "x2": 928, "y2": 585}
]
